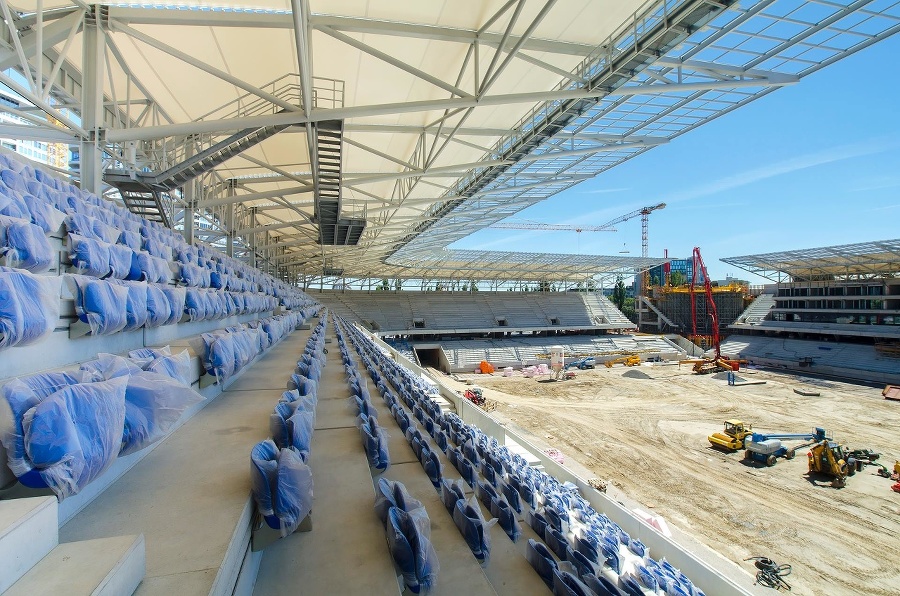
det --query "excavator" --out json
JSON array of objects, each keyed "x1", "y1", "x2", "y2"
[
  {"x1": 808, "y1": 439, "x2": 857, "y2": 488},
  {"x1": 605, "y1": 354, "x2": 641, "y2": 368}
]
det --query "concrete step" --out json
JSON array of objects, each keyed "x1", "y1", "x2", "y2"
[
  {"x1": 4, "y1": 534, "x2": 145, "y2": 596},
  {"x1": 0, "y1": 496, "x2": 59, "y2": 593}
]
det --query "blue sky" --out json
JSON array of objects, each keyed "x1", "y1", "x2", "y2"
[{"x1": 452, "y1": 33, "x2": 900, "y2": 285}]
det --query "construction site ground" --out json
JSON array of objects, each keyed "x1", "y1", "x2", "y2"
[{"x1": 441, "y1": 363, "x2": 900, "y2": 596}]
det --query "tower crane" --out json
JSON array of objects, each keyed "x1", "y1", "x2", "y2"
[{"x1": 489, "y1": 202, "x2": 666, "y2": 257}]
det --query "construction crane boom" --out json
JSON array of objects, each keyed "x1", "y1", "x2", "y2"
[
  {"x1": 489, "y1": 222, "x2": 616, "y2": 232},
  {"x1": 595, "y1": 202, "x2": 666, "y2": 257},
  {"x1": 489, "y1": 203, "x2": 666, "y2": 253}
]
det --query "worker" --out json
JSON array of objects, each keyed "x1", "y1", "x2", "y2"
[{"x1": 727, "y1": 371, "x2": 736, "y2": 386}]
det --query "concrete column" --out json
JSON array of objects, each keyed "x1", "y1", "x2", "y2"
[{"x1": 80, "y1": 7, "x2": 105, "y2": 194}]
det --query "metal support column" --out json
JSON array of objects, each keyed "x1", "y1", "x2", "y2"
[
  {"x1": 81, "y1": 7, "x2": 105, "y2": 194},
  {"x1": 225, "y1": 180, "x2": 235, "y2": 257},
  {"x1": 248, "y1": 207, "x2": 257, "y2": 268},
  {"x1": 182, "y1": 137, "x2": 195, "y2": 243}
]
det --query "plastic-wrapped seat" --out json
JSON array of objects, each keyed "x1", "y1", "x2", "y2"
[
  {"x1": 112, "y1": 280, "x2": 148, "y2": 331},
  {"x1": 0, "y1": 266, "x2": 60, "y2": 350},
  {"x1": 250, "y1": 440, "x2": 313, "y2": 537},
  {"x1": 68, "y1": 275, "x2": 130, "y2": 336},
  {"x1": 68, "y1": 233, "x2": 111, "y2": 278},
  {"x1": 386, "y1": 506, "x2": 439, "y2": 594},
  {"x1": 79, "y1": 353, "x2": 202, "y2": 455},
  {"x1": 452, "y1": 495, "x2": 495, "y2": 565},
  {"x1": 161, "y1": 286, "x2": 186, "y2": 325},
  {"x1": 373, "y1": 477, "x2": 424, "y2": 524},
  {"x1": 526, "y1": 539, "x2": 558, "y2": 589},
  {"x1": 128, "y1": 251, "x2": 170, "y2": 284},
  {"x1": 145, "y1": 283, "x2": 172, "y2": 328},
  {"x1": 12, "y1": 377, "x2": 127, "y2": 499},
  {"x1": 201, "y1": 332, "x2": 235, "y2": 382},
  {"x1": 0, "y1": 216, "x2": 53, "y2": 273}
]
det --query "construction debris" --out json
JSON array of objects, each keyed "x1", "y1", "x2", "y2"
[
  {"x1": 622, "y1": 369, "x2": 651, "y2": 380},
  {"x1": 794, "y1": 388, "x2": 821, "y2": 397}
]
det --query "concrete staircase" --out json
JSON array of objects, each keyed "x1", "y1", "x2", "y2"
[{"x1": 0, "y1": 496, "x2": 145, "y2": 595}]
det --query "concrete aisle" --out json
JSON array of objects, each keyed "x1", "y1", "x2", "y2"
[{"x1": 60, "y1": 331, "x2": 310, "y2": 595}]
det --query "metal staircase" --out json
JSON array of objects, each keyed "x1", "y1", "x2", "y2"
[
  {"x1": 105, "y1": 119, "x2": 291, "y2": 225},
  {"x1": 118, "y1": 186, "x2": 171, "y2": 227},
  {"x1": 314, "y1": 119, "x2": 365, "y2": 245}
]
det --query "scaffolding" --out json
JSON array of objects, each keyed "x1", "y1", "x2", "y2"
[{"x1": 644, "y1": 287, "x2": 746, "y2": 335}]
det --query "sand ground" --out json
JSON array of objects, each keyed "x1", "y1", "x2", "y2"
[{"x1": 442, "y1": 363, "x2": 900, "y2": 596}]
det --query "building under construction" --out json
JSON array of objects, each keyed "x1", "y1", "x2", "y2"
[{"x1": 638, "y1": 285, "x2": 748, "y2": 341}]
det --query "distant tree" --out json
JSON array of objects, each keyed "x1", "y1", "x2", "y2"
[
  {"x1": 538, "y1": 280, "x2": 552, "y2": 292},
  {"x1": 612, "y1": 276, "x2": 627, "y2": 310},
  {"x1": 377, "y1": 278, "x2": 389, "y2": 291},
  {"x1": 670, "y1": 271, "x2": 686, "y2": 287},
  {"x1": 587, "y1": 279, "x2": 596, "y2": 292},
  {"x1": 621, "y1": 297, "x2": 637, "y2": 323},
  {"x1": 393, "y1": 278, "x2": 402, "y2": 291}
]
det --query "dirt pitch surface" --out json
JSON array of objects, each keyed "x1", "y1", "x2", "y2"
[{"x1": 445, "y1": 364, "x2": 900, "y2": 596}]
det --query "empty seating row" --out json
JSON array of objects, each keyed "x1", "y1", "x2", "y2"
[
  {"x1": 337, "y1": 318, "x2": 707, "y2": 596},
  {"x1": 0, "y1": 347, "x2": 201, "y2": 500},
  {"x1": 200, "y1": 311, "x2": 306, "y2": 384},
  {"x1": 1, "y1": 151, "x2": 318, "y2": 352},
  {"x1": 334, "y1": 322, "x2": 391, "y2": 472},
  {"x1": 251, "y1": 314, "x2": 327, "y2": 539}
]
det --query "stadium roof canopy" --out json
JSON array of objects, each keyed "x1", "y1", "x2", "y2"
[
  {"x1": 722, "y1": 239, "x2": 900, "y2": 281},
  {"x1": 3, "y1": 0, "x2": 900, "y2": 283}
]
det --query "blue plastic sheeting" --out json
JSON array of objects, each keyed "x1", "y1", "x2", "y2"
[
  {"x1": 145, "y1": 284, "x2": 172, "y2": 328},
  {"x1": 0, "y1": 216, "x2": 53, "y2": 273},
  {"x1": 490, "y1": 496, "x2": 522, "y2": 542},
  {"x1": 129, "y1": 251, "x2": 169, "y2": 284},
  {"x1": 184, "y1": 288, "x2": 208, "y2": 321},
  {"x1": 112, "y1": 281, "x2": 149, "y2": 331},
  {"x1": 287, "y1": 408, "x2": 315, "y2": 456},
  {"x1": 452, "y1": 495, "x2": 495, "y2": 565},
  {"x1": 386, "y1": 506, "x2": 439, "y2": 594},
  {"x1": 287, "y1": 373, "x2": 318, "y2": 395},
  {"x1": 203, "y1": 332, "x2": 235, "y2": 382},
  {"x1": 180, "y1": 263, "x2": 210, "y2": 288},
  {"x1": 526, "y1": 539, "x2": 558, "y2": 589},
  {"x1": 274, "y1": 447, "x2": 313, "y2": 536},
  {"x1": 68, "y1": 234, "x2": 111, "y2": 278},
  {"x1": 146, "y1": 350, "x2": 192, "y2": 386},
  {"x1": 65, "y1": 212, "x2": 118, "y2": 243},
  {"x1": 69, "y1": 275, "x2": 130, "y2": 336},
  {"x1": 553, "y1": 567, "x2": 596, "y2": 596},
  {"x1": 118, "y1": 229, "x2": 142, "y2": 251},
  {"x1": 250, "y1": 440, "x2": 314, "y2": 537},
  {"x1": 79, "y1": 353, "x2": 202, "y2": 456},
  {"x1": 21, "y1": 194, "x2": 65, "y2": 234},
  {"x1": 19, "y1": 377, "x2": 127, "y2": 499},
  {"x1": 0, "y1": 267, "x2": 59, "y2": 350},
  {"x1": 373, "y1": 477, "x2": 425, "y2": 524},
  {"x1": 358, "y1": 415, "x2": 390, "y2": 471},
  {"x1": 161, "y1": 286, "x2": 185, "y2": 325},
  {"x1": 108, "y1": 243, "x2": 133, "y2": 280}
]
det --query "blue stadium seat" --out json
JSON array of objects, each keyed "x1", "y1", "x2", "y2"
[
  {"x1": 0, "y1": 216, "x2": 53, "y2": 273},
  {"x1": 0, "y1": 266, "x2": 59, "y2": 350},
  {"x1": 452, "y1": 496, "x2": 493, "y2": 564},
  {"x1": 69, "y1": 275, "x2": 130, "y2": 335},
  {"x1": 250, "y1": 440, "x2": 313, "y2": 537}
]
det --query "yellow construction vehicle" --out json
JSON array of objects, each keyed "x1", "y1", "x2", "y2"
[
  {"x1": 708, "y1": 420, "x2": 753, "y2": 451},
  {"x1": 605, "y1": 355, "x2": 641, "y2": 368},
  {"x1": 808, "y1": 439, "x2": 855, "y2": 488}
]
